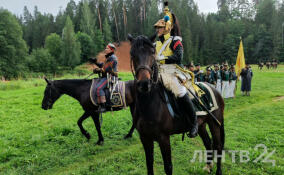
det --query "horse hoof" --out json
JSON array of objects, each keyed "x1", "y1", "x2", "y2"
[
  {"x1": 124, "y1": 134, "x2": 132, "y2": 139},
  {"x1": 96, "y1": 140, "x2": 104, "y2": 145}
]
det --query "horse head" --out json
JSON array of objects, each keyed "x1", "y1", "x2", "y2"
[
  {"x1": 128, "y1": 34, "x2": 158, "y2": 93},
  {"x1": 42, "y1": 77, "x2": 62, "y2": 110}
]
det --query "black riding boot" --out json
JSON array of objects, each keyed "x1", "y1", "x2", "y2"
[{"x1": 178, "y1": 93, "x2": 198, "y2": 138}]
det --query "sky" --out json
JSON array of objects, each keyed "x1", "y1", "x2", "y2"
[{"x1": 0, "y1": 0, "x2": 218, "y2": 16}]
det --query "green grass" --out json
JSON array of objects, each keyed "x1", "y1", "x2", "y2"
[{"x1": 0, "y1": 66, "x2": 283, "y2": 175}]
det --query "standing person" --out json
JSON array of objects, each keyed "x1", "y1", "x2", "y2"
[
  {"x1": 185, "y1": 62, "x2": 195, "y2": 72},
  {"x1": 194, "y1": 63, "x2": 204, "y2": 82},
  {"x1": 204, "y1": 66, "x2": 214, "y2": 85},
  {"x1": 92, "y1": 43, "x2": 118, "y2": 112},
  {"x1": 188, "y1": 63, "x2": 195, "y2": 72},
  {"x1": 211, "y1": 64, "x2": 221, "y2": 91},
  {"x1": 221, "y1": 62, "x2": 230, "y2": 98},
  {"x1": 153, "y1": 2, "x2": 198, "y2": 137},
  {"x1": 240, "y1": 64, "x2": 253, "y2": 96},
  {"x1": 228, "y1": 65, "x2": 237, "y2": 98}
]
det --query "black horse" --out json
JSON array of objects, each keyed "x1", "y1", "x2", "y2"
[
  {"x1": 41, "y1": 78, "x2": 136, "y2": 145},
  {"x1": 128, "y1": 35, "x2": 225, "y2": 175}
]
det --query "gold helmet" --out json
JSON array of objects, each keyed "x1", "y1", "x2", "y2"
[
  {"x1": 153, "y1": 1, "x2": 173, "y2": 35},
  {"x1": 154, "y1": 19, "x2": 166, "y2": 28}
]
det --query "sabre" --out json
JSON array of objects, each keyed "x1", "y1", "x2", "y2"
[{"x1": 186, "y1": 85, "x2": 222, "y2": 126}]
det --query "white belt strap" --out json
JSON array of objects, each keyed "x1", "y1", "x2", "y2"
[{"x1": 157, "y1": 37, "x2": 173, "y2": 57}]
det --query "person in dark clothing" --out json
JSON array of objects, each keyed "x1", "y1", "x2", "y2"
[
  {"x1": 193, "y1": 63, "x2": 204, "y2": 82},
  {"x1": 204, "y1": 66, "x2": 214, "y2": 84},
  {"x1": 240, "y1": 64, "x2": 253, "y2": 96},
  {"x1": 92, "y1": 43, "x2": 118, "y2": 112}
]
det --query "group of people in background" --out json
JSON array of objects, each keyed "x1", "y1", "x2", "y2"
[{"x1": 185, "y1": 62, "x2": 238, "y2": 99}]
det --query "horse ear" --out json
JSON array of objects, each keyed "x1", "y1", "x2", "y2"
[
  {"x1": 128, "y1": 34, "x2": 134, "y2": 43},
  {"x1": 149, "y1": 32, "x2": 157, "y2": 43},
  {"x1": 44, "y1": 76, "x2": 51, "y2": 85}
]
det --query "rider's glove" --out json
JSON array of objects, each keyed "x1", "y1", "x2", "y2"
[{"x1": 156, "y1": 55, "x2": 165, "y2": 61}]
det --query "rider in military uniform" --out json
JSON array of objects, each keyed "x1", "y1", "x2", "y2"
[
  {"x1": 154, "y1": 2, "x2": 198, "y2": 138},
  {"x1": 92, "y1": 43, "x2": 118, "y2": 112}
]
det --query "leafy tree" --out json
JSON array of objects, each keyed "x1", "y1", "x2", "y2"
[
  {"x1": 45, "y1": 33, "x2": 63, "y2": 62},
  {"x1": 0, "y1": 9, "x2": 28, "y2": 79},
  {"x1": 27, "y1": 48, "x2": 57, "y2": 73},
  {"x1": 61, "y1": 16, "x2": 81, "y2": 69},
  {"x1": 76, "y1": 32, "x2": 94, "y2": 63}
]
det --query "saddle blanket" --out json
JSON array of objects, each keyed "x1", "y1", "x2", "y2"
[
  {"x1": 90, "y1": 79, "x2": 127, "y2": 108},
  {"x1": 164, "y1": 82, "x2": 219, "y2": 117},
  {"x1": 193, "y1": 82, "x2": 219, "y2": 116}
]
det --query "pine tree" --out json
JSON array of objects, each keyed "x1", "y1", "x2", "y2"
[
  {"x1": 94, "y1": 29, "x2": 105, "y2": 55},
  {"x1": 103, "y1": 18, "x2": 113, "y2": 45},
  {"x1": 80, "y1": 0, "x2": 95, "y2": 38},
  {"x1": 61, "y1": 16, "x2": 81, "y2": 69}
]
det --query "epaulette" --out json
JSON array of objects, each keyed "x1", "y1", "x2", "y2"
[{"x1": 173, "y1": 36, "x2": 182, "y2": 42}]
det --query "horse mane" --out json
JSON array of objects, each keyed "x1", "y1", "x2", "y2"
[{"x1": 130, "y1": 35, "x2": 154, "y2": 56}]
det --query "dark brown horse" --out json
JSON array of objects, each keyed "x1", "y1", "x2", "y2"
[
  {"x1": 128, "y1": 35, "x2": 225, "y2": 175},
  {"x1": 41, "y1": 78, "x2": 136, "y2": 145}
]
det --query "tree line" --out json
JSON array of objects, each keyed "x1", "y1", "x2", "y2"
[{"x1": 0, "y1": 0, "x2": 284, "y2": 79}]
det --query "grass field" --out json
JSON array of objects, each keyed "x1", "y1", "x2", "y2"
[{"x1": 0, "y1": 66, "x2": 283, "y2": 175}]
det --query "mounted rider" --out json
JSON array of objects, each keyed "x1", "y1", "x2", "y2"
[
  {"x1": 153, "y1": 2, "x2": 198, "y2": 138},
  {"x1": 92, "y1": 43, "x2": 118, "y2": 112}
]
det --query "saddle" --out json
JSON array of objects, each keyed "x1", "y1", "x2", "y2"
[
  {"x1": 90, "y1": 78, "x2": 126, "y2": 111},
  {"x1": 162, "y1": 82, "x2": 219, "y2": 118}
]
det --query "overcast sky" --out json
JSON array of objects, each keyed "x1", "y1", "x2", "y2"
[{"x1": 0, "y1": 0, "x2": 218, "y2": 16}]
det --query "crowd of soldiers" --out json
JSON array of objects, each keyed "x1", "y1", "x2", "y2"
[{"x1": 185, "y1": 62, "x2": 237, "y2": 99}]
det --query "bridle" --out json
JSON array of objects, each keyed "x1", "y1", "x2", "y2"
[
  {"x1": 130, "y1": 51, "x2": 159, "y2": 85},
  {"x1": 46, "y1": 83, "x2": 60, "y2": 108}
]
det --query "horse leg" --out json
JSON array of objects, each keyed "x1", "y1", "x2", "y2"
[
  {"x1": 124, "y1": 123, "x2": 135, "y2": 139},
  {"x1": 208, "y1": 121, "x2": 225, "y2": 175},
  {"x1": 77, "y1": 112, "x2": 91, "y2": 140},
  {"x1": 158, "y1": 134, "x2": 172, "y2": 175},
  {"x1": 91, "y1": 113, "x2": 104, "y2": 145},
  {"x1": 140, "y1": 136, "x2": 154, "y2": 175},
  {"x1": 198, "y1": 123, "x2": 213, "y2": 173},
  {"x1": 124, "y1": 105, "x2": 136, "y2": 139}
]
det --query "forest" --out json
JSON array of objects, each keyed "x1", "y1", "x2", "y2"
[{"x1": 0, "y1": 0, "x2": 284, "y2": 79}]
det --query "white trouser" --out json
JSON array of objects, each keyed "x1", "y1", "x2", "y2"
[
  {"x1": 216, "y1": 79, "x2": 222, "y2": 94},
  {"x1": 159, "y1": 64, "x2": 190, "y2": 98},
  {"x1": 228, "y1": 80, "x2": 236, "y2": 98},
  {"x1": 222, "y1": 81, "x2": 230, "y2": 98}
]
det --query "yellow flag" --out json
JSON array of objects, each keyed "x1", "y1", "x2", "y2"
[{"x1": 235, "y1": 39, "x2": 246, "y2": 78}]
